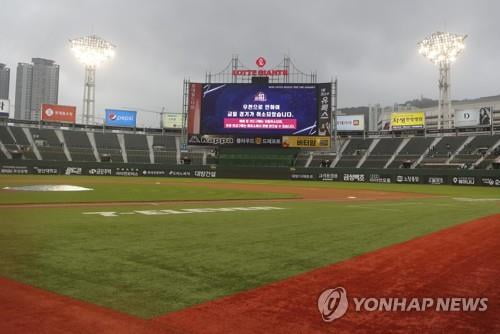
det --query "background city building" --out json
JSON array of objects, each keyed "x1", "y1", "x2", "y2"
[
  {"x1": 0, "y1": 63, "x2": 9, "y2": 100},
  {"x1": 14, "y1": 58, "x2": 59, "y2": 121}
]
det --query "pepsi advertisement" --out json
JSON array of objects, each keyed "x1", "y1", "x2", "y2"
[
  {"x1": 105, "y1": 109, "x2": 137, "y2": 127},
  {"x1": 200, "y1": 84, "x2": 321, "y2": 136}
]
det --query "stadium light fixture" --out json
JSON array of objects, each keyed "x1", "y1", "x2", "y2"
[
  {"x1": 70, "y1": 35, "x2": 116, "y2": 125},
  {"x1": 418, "y1": 32, "x2": 466, "y2": 129}
]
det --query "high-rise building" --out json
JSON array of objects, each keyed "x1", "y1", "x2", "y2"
[
  {"x1": 368, "y1": 104, "x2": 381, "y2": 132},
  {"x1": 14, "y1": 58, "x2": 59, "y2": 121},
  {"x1": 15, "y1": 63, "x2": 33, "y2": 120},
  {"x1": 0, "y1": 63, "x2": 9, "y2": 100}
]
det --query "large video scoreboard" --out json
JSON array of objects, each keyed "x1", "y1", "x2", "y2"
[{"x1": 187, "y1": 83, "x2": 332, "y2": 147}]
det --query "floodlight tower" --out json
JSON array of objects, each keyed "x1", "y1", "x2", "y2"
[
  {"x1": 70, "y1": 35, "x2": 116, "y2": 125},
  {"x1": 418, "y1": 32, "x2": 466, "y2": 129}
]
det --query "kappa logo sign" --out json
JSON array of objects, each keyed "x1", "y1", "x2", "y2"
[
  {"x1": 318, "y1": 287, "x2": 349, "y2": 322},
  {"x1": 188, "y1": 135, "x2": 234, "y2": 145}
]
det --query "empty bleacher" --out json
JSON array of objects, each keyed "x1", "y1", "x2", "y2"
[
  {"x1": 181, "y1": 152, "x2": 204, "y2": 165},
  {"x1": 123, "y1": 133, "x2": 150, "y2": 163},
  {"x1": 387, "y1": 137, "x2": 434, "y2": 168},
  {"x1": 309, "y1": 153, "x2": 337, "y2": 167},
  {"x1": 8, "y1": 126, "x2": 38, "y2": 160},
  {"x1": 94, "y1": 132, "x2": 123, "y2": 163},
  {"x1": 452, "y1": 134, "x2": 500, "y2": 167},
  {"x1": 0, "y1": 126, "x2": 16, "y2": 160},
  {"x1": 420, "y1": 136, "x2": 468, "y2": 166},
  {"x1": 362, "y1": 138, "x2": 403, "y2": 168},
  {"x1": 472, "y1": 135, "x2": 500, "y2": 169},
  {"x1": 152, "y1": 135, "x2": 177, "y2": 164},
  {"x1": 335, "y1": 138, "x2": 373, "y2": 168},
  {"x1": 2, "y1": 122, "x2": 499, "y2": 171},
  {"x1": 476, "y1": 151, "x2": 500, "y2": 169},
  {"x1": 30, "y1": 128, "x2": 67, "y2": 161},
  {"x1": 63, "y1": 130, "x2": 96, "y2": 162},
  {"x1": 294, "y1": 151, "x2": 311, "y2": 167}
]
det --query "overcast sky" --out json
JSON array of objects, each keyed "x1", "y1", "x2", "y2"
[{"x1": 1, "y1": 0, "x2": 499, "y2": 127}]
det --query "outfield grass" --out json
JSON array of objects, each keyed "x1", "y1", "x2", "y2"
[
  {"x1": 1, "y1": 175, "x2": 499, "y2": 317},
  {"x1": 0, "y1": 175, "x2": 297, "y2": 203},
  {"x1": 168, "y1": 177, "x2": 500, "y2": 198}
]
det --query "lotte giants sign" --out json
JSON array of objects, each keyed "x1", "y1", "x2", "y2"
[
  {"x1": 232, "y1": 57, "x2": 288, "y2": 76},
  {"x1": 41, "y1": 104, "x2": 76, "y2": 123}
]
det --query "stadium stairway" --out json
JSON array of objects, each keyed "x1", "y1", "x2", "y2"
[
  {"x1": 0, "y1": 125, "x2": 40, "y2": 161},
  {"x1": 123, "y1": 133, "x2": 151, "y2": 164},
  {"x1": 445, "y1": 136, "x2": 475, "y2": 164},
  {"x1": 20, "y1": 127, "x2": 41, "y2": 160},
  {"x1": 330, "y1": 139, "x2": 350, "y2": 168},
  {"x1": 473, "y1": 137, "x2": 500, "y2": 169},
  {"x1": 293, "y1": 151, "x2": 311, "y2": 167},
  {"x1": 151, "y1": 135, "x2": 178, "y2": 165},
  {"x1": 55, "y1": 130, "x2": 72, "y2": 161},
  {"x1": 0, "y1": 126, "x2": 17, "y2": 160},
  {"x1": 335, "y1": 138, "x2": 373, "y2": 168},
  {"x1": 0, "y1": 140, "x2": 10, "y2": 160},
  {"x1": 146, "y1": 136, "x2": 155, "y2": 164},
  {"x1": 86, "y1": 132, "x2": 102, "y2": 162},
  {"x1": 93, "y1": 132, "x2": 124, "y2": 163},
  {"x1": 8, "y1": 126, "x2": 38, "y2": 160},
  {"x1": 117, "y1": 134, "x2": 128, "y2": 163},
  {"x1": 356, "y1": 138, "x2": 380, "y2": 168},
  {"x1": 412, "y1": 137, "x2": 442, "y2": 168},
  {"x1": 384, "y1": 138, "x2": 410, "y2": 169},
  {"x1": 29, "y1": 128, "x2": 68, "y2": 162},
  {"x1": 62, "y1": 130, "x2": 98, "y2": 162}
]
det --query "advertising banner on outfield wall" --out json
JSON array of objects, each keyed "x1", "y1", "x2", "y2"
[
  {"x1": 282, "y1": 136, "x2": 330, "y2": 148},
  {"x1": 452, "y1": 176, "x2": 475, "y2": 185},
  {"x1": 396, "y1": 175, "x2": 420, "y2": 184},
  {"x1": 391, "y1": 111, "x2": 425, "y2": 130},
  {"x1": 426, "y1": 176, "x2": 446, "y2": 185},
  {"x1": 369, "y1": 174, "x2": 392, "y2": 183},
  {"x1": 105, "y1": 109, "x2": 137, "y2": 127},
  {"x1": 337, "y1": 115, "x2": 365, "y2": 131},
  {"x1": 342, "y1": 173, "x2": 366, "y2": 182},
  {"x1": 480, "y1": 177, "x2": 500, "y2": 186},
  {"x1": 41, "y1": 104, "x2": 76, "y2": 123},
  {"x1": 163, "y1": 113, "x2": 183, "y2": 129}
]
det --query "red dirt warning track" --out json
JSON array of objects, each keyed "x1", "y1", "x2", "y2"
[{"x1": 0, "y1": 214, "x2": 499, "y2": 333}]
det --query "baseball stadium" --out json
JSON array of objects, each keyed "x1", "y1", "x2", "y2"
[{"x1": 1, "y1": 42, "x2": 500, "y2": 333}]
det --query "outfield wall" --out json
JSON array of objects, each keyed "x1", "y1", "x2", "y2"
[{"x1": 1, "y1": 161, "x2": 499, "y2": 187}]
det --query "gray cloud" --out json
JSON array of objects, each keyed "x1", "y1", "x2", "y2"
[{"x1": 1, "y1": 0, "x2": 499, "y2": 127}]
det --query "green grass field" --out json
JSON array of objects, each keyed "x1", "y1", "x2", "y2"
[{"x1": 0, "y1": 175, "x2": 499, "y2": 318}]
